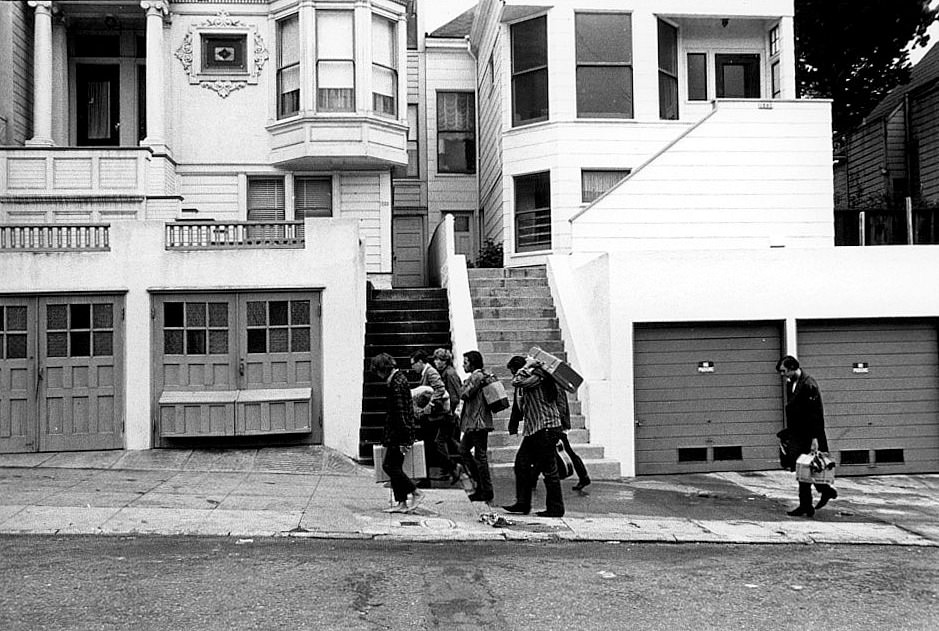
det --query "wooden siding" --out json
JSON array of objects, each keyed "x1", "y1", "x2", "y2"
[
  {"x1": 844, "y1": 118, "x2": 887, "y2": 206},
  {"x1": 179, "y1": 174, "x2": 241, "y2": 220},
  {"x1": 472, "y1": 0, "x2": 505, "y2": 245},
  {"x1": 797, "y1": 320, "x2": 939, "y2": 474},
  {"x1": 337, "y1": 172, "x2": 383, "y2": 272},
  {"x1": 571, "y1": 101, "x2": 834, "y2": 252},
  {"x1": 633, "y1": 322, "x2": 784, "y2": 475},
  {"x1": 10, "y1": 1, "x2": 31, "y2": 144},
  {"x1": 911, "y1": 83, "x2": 939, "y2": 203}
]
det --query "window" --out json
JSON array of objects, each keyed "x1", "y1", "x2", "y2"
[
  {"x1": 657, "y1": 19, "x2": 678, "y2": 119},
  {"x1": 0, "y1": 305, "x2": 27, "y2": 360},
  {"x1": 406, "y1": 0, "x2": 418, "y2": 50},
  {"x1": 716, "y1": 54, "x2": 760, "y2": 98},
  {"x1": 277, "y1": 15, "x2": 300, "y2": 118},
  {"x1": 511, "y1": 16, "x2": 548, "y2": 126},
  {"x1": 771, "y1": 61, "x2": 781, "y2": 98},
  {"x1": 514, "y1": 172, "x2": 551, "y2": 252},
  {"x1": 372, "y1": 15, "x2": 397, "y2": 117},
  {"x1": 247, "y1": 178, "x2": 286, "y2": 222},
  {"x1": 201, "y1": 34, "x2": 247, "y2": 73},
  {"x1": 581, "y1": 169, "x2": 630, "y2": 203},
  {"x1": 46, "y1": 303, "x2": 113, "y2": 358},
  {"x1": 393, "y1": 104, "x2": 419, "y2": 178},
  {"x1": 163, "y1": 302, "x2": 229, "y2": 356},
  {"x1": 576, "y1": 13, "x2": 633, "y2": 118},
  {"x1": 687, "y1": 53, "x2": 707, "y2": 101},
  {"x1": 437, "y1": 92, "x2": 476, "y2": 174},
  {"x1": 317, "y1": 11, "x2": 355, "y2": 112},
  {"x1": 246, "y1": 300, "x2": 311, "y2": 354},
  {"x1": 769, "y1": 25, "x2": 780, "y2": 56},
  {"x1": 295, "y1": 177, "x2": 332, "y2": 218}
]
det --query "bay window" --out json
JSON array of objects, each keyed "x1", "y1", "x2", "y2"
[
  {"x1": 576, "y1": 12, "x2": 633, "y2": 118},
  {"x1": 277, "y1": 15, "x2": 300, "y2": 118},
  {"x1": 511, "y1": 16, "x2": 548, "y2": 126},
  {"x1": 372, "y1": 15, "x2": 397, "y2": 117},
  {"x1": 317, "y1": 11, "x2": 355, "y2": 112}
]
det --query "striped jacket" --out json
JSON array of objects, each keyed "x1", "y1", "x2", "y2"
[{"x1": 511, "y1": 367, "x2": 562, "y2": 437}]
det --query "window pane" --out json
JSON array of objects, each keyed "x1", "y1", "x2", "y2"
[
  {"x1": 291, "y1": 301, "x2": 311, "y2": 325},
  {"x1": 247, "y1": 302, "x2": 266, "y2": 327},
  {"x1": 576, "y1": 13, "x2": 631, "y2": 64},
  {"x1": 291, "y1": 327, "x2": 311, "y2": 352},
  {"x1": 438, "y1": 132, "x2": 476, "y2": 173},
  {"x1": 438, "y1": 92, "x2": 474, "y2": 130},
  {"x1": 6, "y1": 334, "x2": 27, "y2": 359},
  {"x1": 93, "y1": 331, "x2": 113, "y2": 356},
  {"x1": 70, "y1": 304, "x2": 91, "y2": 330},
  {"x1": 209, "y1": 330, "x2": 228, "y2": 354},
  {"x1": 716, "y1": 54, "x2": 760, "y2": 98},
  {"x1": 186, "y1": 330, "x2": 206, "y2": 355},
  {"x1": 270, "y1": 327, "x2": 289, "y2": 353},
  {"x1": 513, "y1": 68, "x2": 548, "y2": 125},
  {"x1": 657, "y1": 20, "x2": 677, "y2": 74},
  {"x1": 318, "y1": 87, "x2": 355, "y2": 111},
  {"x1": 202, "y1": 35, "x2": 246, "y2": 72},
  {"x1": 577, "y1": 66, "x2": 633, "y2": 118},
  {"x1": 247, "y1": 329, "x2": 267, "y2": 354},
  {"x1": 318, "y1": 11, "x2": 354, "y2": 58},
  {"x1": 512, "y1": 16, "x2": 547, "y2": 73},
  {"x1": 208, "y1": 303, "x2": 228, "y2": 328},
  {"x1": 582, "y1": 170, "x2": 630, "y2": 203},
  {"x1": 269, "y1": 301, "x2": 288, "y2": 326},
  {"x1": 6, "y1": 306, "x2": 27, "y2": 331},
  {"x1": 295, "y1": 178, "x2": 332, "y2": 218},
  {"x1": 687, "y1": 53, "x2": 707, "y2": 101},
  {"x1": 93, "y1": 303, "x2": 113, "y2": 329},
  {"x1": 278, "y1": 66, "x2": 300, "y2": 117},
  {"x1": 47, "y1": 304, "x2": 67, "y2": 330},
  {"x1": 317, "y1": 60, "x2": 355, "y2": 89},
  {"x1": 372, "y1": 15, "x2": 395, "y2": 68},
  {"x1": 164, "y1": 330, "x2": 183, "y2": 355},
  {"x1": 47, "y1": 332, "x2": 68, "y2": 357},
  {"x1": 186, "y1": 302, "x2": 206, "y2": 327},
  {"x1": 70, "y1": 331, "x2": 91, "y2": 357},
  {"x1": 278, "y1": 16, "x2": 300, "y2": 67},
  {"x1": 164, "y1": 302, "x2": 184, "y2": 328},
  {"x1": 516, "y1": 172, "x2": 550, "y2": 211},
  {"x1": 659, "y1": 73, "x2": 678, "y2": 120},
  {"x1": 771, "y1": 61, "x2": 781, "y2": 98},
  {"x1": 515, "y1": 172, "x2": 551, "y2": 252}
]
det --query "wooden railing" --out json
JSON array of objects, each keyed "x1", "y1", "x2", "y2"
[
  {"x1": 835, "y1": 208, "x2": 939, "y2": 246},
  {"x1": 165, "y1": 221, "x2": 305, "y2": 250},
  {"x1": 0, "y1": 224, "x2": 110, "y2": 252}
]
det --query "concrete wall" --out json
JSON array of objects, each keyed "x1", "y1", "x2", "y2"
[
  {"x1": 549, "y1": 245, "x2": 939, "y2": 476},
  {"x1": 0, "y1": 218, "x2": 367, "y2": 459}
]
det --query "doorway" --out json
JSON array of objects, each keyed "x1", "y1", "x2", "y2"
[{"x1": 392, "y1": 215, "x2": 426, "y2": 287}]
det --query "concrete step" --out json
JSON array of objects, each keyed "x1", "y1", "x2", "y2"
[
  {"x1": 475, "y1": 317, "x2": 558, "y2": 331},
  {"x1": 488, "y1": 443, "x2": 606, "y2": 464},
  {"x1": 491, "y1": 411, "x2": 584, "y2": 430},
  {"x1": 366, "y1": 320, "x2": 449, "y2": 334},
  {"x1": 488, "y1": 428, "x2": 588, "y2": 448},
  {"x1": 368, "y1": 308, "x2": 448, "y2": 323},
  {"x1": 369, "y1": 298, "x2": 448, "y2": 311},
  {"x1": 470, "y1": 296, "x2": 556, "y2": 308},
  {"x1": 476, "y1": 339, "x2": 564, "y2": 354},
  {"x1": 490, "y1": 458, "x2": 622, "y2": 480},
  {"x1": 371, "y1": 288, "x2": 447, "y2": 300},
  {"x1": 471, "y1": 287, "x2": 553, "y2": 298},
  {"x1": 468, "y1": 278, "x2": 550, "y2": 289},
  {"x1": 474, "y1": 329, "x2": 561, "y2": 342},
  {"x1": 366, "y1": 331, "x2": 452, "y2": 347},
  {"x1": 473, "y1": 307, "x2": 557, "y2": 319},
  {"x1": 467, "y1": 267, "x2": 547, "y2": 279}
]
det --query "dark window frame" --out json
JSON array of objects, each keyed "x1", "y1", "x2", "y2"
[
  {"x1": 372, "y1": 14, "x2": 398, "y2": 117},
  {"x1": 715, "y1": 53, "x2": 761, "y2": 99},
  {"x1": 436, "y1": 92, "x2": 476, "y2": 175},
  {"x1": 657, "y1": 18, "x2": 678, "y2": 119},
  {"x1": 316, "y1": 10, "x2": 356, "y2": 113},
  {"x1": 514, "y1": 171, "x2": 552, "y2": 253},
  {"x1": 200, "y1": 33, "x2": 248, "y2": 74},
  {"x1": 511, "y1": 15, "x2": 549, "y2": 127},
  {"x1": 277, "y1": 14, "x2": 301, "y2": 119},
  {"x1": 576, "y1": 11, "x2": 634, "y2": 119}
]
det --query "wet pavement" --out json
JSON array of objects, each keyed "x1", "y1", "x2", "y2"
[{"x1": 0, "y1": 447, "x2": 936, "y2": 546}]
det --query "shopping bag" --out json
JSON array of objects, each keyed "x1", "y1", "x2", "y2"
[
  {"x1": 795, "y1": 452, "x2": 836, "y2": 485},
  {"x1": 482, "y1": 377, "x2": 510, "y2": 413}
]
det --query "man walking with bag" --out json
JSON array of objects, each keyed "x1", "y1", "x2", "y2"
[{"x1": 777, "y1": 355, "x2": 837, "y2": 517}]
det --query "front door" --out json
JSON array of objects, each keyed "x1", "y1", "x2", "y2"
[
  {"x1": 392, "y1": 215, "x2": 426, "y2": 287},
  {"x1": 451, "y1": 212, "x2": 476, "y2": 258},
  {"x1": 0, "y1": 295, "x2": 124, "y2": 454},
  {"x1": 76, "y1": 64, "x2": 121, "y2": 146}
]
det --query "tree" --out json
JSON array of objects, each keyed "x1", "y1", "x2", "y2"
[{"x1": 795, "y1": 0, "x2": 937, "y2": 137}]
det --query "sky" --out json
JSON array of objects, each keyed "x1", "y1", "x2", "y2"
[{"x1": 910, "y1": 1, "x2": 939, "y2": 65}]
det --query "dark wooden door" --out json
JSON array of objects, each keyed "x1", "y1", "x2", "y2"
[
  {"x1": 77, "y1": 64, "x2": 121, "y2": 146},
  {"x1": 392, "y1": 215, "x2": 426, "y2": 287}
]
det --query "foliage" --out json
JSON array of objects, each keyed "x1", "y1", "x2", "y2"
[
  {"x1": 795, "y1": 0, "x2": 937, "y2": 137},
  {"x1": 471, "y1": 239, "x2": 503, "y2": 268}
]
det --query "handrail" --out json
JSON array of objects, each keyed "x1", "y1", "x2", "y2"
[
  {"x1": 165, "y1": 220, "x2": 305, "y2": 250},
  {"x1": 0, "y1": 223, "x2": 110, "y2": 252}
]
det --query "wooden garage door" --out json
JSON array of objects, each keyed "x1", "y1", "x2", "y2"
[
  {"x1": 798, "y1": 319, "x2": 939, "y2": 474},
  {"x1": 634, "y1": 322, "x2": 784, "y2": 475}
]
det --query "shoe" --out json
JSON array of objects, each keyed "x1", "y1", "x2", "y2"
[
  {"x1": 501, "y1": 504, "x2": 530, "y2": 515},
  {"x1": 383, "y1": 503, "x2": 409, "y2": 513},
  {"x1": 536, "y1": 510, "x2": 564, "y2": 518},
  {"x1": 815, "y1": 488, "x2": 838, "y2": 510},
  {"x1": 409, "y1": 490, "x2": 424, "y2": 510},
  {"x1": 786, "y1": 506, "x2": 815, "y2": 518},
  {"x1": 572, "y1": 478, "x2": 591, "y2": 492},
  {"x1": 449, "y1": 464, "x2": 464, "y2": 486},
  {"x1": 468, "y1": 492, "x2": 493, "y2": 503}
]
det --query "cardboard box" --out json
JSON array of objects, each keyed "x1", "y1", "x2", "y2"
[
  {"x1": 373, "y1": 441, "x2": 427, "y2": 483},
  {"x1": 795, "y1": 454, "x2": 836, "y2": 485},
  {"x1": 529, "y1": 346, "x2": 584, "y2": 392}
]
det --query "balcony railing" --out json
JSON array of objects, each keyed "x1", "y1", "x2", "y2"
[
  {"x1": 165, "y1": 221, "x2": 305, "y2": 250},
  {"x1": 835, "y1": 208, "x2": 939, "y2": 246},
  {"x1": 0, "y1": 224, "x2": 110, "y2": 252}
]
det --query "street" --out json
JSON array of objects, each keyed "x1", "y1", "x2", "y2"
[{"x1": 1, "y1": 536, "x2": 937, "y2": 630}]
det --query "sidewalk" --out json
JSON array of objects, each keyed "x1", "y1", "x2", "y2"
[{"x1": 0, "y1": 447, "x2": 936, "y2": 546}]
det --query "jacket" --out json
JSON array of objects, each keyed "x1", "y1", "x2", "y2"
[
  {"x1": 785, "y1": 371, "x2": 829, "y2": 453},
  {"x1": 417, "y1": 364, "x2": 450, "y2": 419},
  {"x1": 459, "y1": 369, "x2": 494, "y2": 432},
  {"x1": 383, "y1": 369, "x2": 416, "y2": 447}
]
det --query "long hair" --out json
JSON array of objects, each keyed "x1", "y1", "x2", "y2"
[
  {"x1": 433, "y1": 347, "x2": 453, "y2": 367},
  {"x1": 370, "y1": 352, "x2": 397, "y2": 376},
  {"x1": 463, "y1": 350, "x2": 484, "y2": 371}
]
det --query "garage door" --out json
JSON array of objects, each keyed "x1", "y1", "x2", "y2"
[
  {"x1": 798, "y1": 319, "x2": 939, "y2": 474},
  {"x1": 634, "y1": 322, "x2": 784, "y2": 475},
  {"x1": 0, "y1": 295, "x2": 124, "y2": 453},
  {"x1": 153, "y1": 292, "x2": 322, "y2": 444}
]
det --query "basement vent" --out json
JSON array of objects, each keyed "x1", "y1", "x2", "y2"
[
  {"x1": 678, "y1": 447, "x2": 708, "y2": 462},
  {"x1": 713, "y1": 446, "x2": 743, "y2": 461},
  {"x1": 840, "y1": 449, "x2": 870, "y2": 465},
  {"x1": 875, "y1": 449, "x2": 905, "y2": 464}
]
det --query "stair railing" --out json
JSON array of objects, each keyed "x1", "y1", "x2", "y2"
[{"x1": 429, "y1": 213, "x2": 477, "y2": 379}]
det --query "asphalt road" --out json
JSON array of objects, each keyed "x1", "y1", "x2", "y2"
[{"x1": 1, "y1": 536, "x2": 937, "y2": 631}]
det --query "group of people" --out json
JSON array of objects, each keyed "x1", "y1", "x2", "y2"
[{"x1": 370, "y1": 348, "x2": 589, "y2": 516}]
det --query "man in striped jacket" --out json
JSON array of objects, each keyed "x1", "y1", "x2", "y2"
[{"x1": 502, "y1": 356, "x2": 565, "y2": 518}]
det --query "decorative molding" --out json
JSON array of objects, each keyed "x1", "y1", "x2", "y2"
[{"x1": 174, "y1": 10, "x2": 269, "y2": 99}]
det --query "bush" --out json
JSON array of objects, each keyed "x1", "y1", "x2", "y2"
[{"x1": 472, "y1": 239, "x2": 503, "y2": 268}]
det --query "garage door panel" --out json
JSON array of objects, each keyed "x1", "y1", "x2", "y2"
[
  {"x1": 798, "y1": 319, "x2": 939, "y2": 474},
  {"x1": 634, "y1": 322, "x2": 783, "y2": 475}
]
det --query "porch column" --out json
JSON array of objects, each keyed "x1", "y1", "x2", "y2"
[
  {"x1": 778, "y1": 16, "x2": 797, "y2": 100},
  {"x1": 26, "y1": 1, "x2": 54, "y2": 146},
  {"x1": 141, "y1": 0, "x2": 168, "y2": 151}
]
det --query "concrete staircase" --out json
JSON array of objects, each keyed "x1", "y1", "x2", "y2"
[
  {"x1": 468, "y1": 266, "x2": 620, "y2": 479},
  {"x1": 359, "y1": 286, "x2": 451, "y2": 463}
]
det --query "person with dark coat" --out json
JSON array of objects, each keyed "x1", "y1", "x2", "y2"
[
  {"x1": 777, "y1": 355, "x2": 837, "y2": 517},
  {"x1": 371, "y1": 353, "x2": 423, "y2": 513}
]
